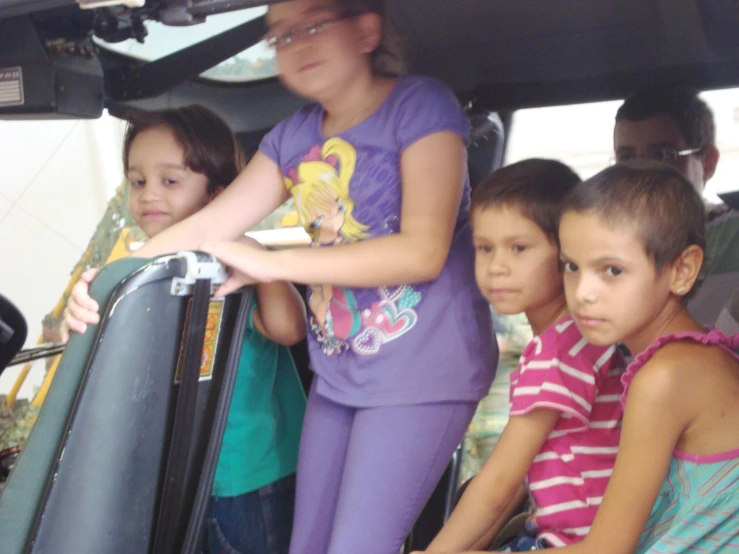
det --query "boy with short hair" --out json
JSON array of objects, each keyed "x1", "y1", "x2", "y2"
[{"x1": 613, "y1": 85, "x2": 739, "y2": 326}]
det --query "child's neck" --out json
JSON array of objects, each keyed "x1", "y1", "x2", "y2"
[
  {"x1": 526, "y1": 296, "x2": 569, "y2": 336},
  {"x1": 320, "y1": 71, "x2": 392, "y2": 136},
  {"x1": 622, "y1": 300, "x2": 703, "y2": 356}
]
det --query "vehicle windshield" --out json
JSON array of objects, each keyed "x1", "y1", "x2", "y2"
[{"x1": 94, "y1": 7, "x2": 278, "y2": 83}]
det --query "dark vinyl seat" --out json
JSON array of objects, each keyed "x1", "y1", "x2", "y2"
[{"x1": 0, "y1": 253, "x2": 250, "y2": 554}]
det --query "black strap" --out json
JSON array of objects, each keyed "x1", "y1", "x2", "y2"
[
  {"x1": 9, "y1": 343, "x2": 65, "y2": 366},
  {"x1": 151, "y1": 278, "x2": 212, "y2": 554},
  {"x1": 180, "y1": 289, "x2": 254, "y2": 554}
]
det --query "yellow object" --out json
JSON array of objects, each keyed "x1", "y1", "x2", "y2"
[
  {"x1": 29, "y1": 227, "x2": 138, "y2": 408},
  {"x1": 6, "y1": 366, "x2": 31, "y2": 409},
  {"x1": 280, "y1": 211, "x2": 300, "y2": 228},
  {"x1": 105, "y1": 227, "x2": 140, "y2": 264},
  {"x1": 6, "y1": 181, "x2": 136, "y2": 410},
  {"x1": 29, "y1": 360, "x2": 56, "y2": 408},
  {"x1": 6, "y1": 180, "x2": 135, "y2": 409},
  {"x1": 174, "y1": 299, "x2": 224, "y2": 384},
  {"x1": 6, "y1": 256, "x2": 92, "y2": 409}
]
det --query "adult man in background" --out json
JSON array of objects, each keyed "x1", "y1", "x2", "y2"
[{"x1": 613, "y1": 85, "x2": 739, "y2": 327}]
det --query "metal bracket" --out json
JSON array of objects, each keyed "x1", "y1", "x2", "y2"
[
  {"x1": 77, "y1": 0, "x2": 145, "y2": 8},
  {"x1": 170, "y1": 251, "x2": 229, "y2": 297}
]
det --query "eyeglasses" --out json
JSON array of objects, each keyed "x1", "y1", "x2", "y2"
[
  {"x1": 265, "y1": 15, "x2": 351, "y2": 50},
  {"x1": 612, "y1": 146, "x2": 703, "y2": 165}
]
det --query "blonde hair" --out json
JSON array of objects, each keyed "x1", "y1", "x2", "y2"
[{"x1": 288, "y1": 138, "x2": 369, "y2": 243}]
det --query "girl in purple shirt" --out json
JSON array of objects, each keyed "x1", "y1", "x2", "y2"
[{"x1": 64, "y1": 1, "x2": 497, "y2": 552}]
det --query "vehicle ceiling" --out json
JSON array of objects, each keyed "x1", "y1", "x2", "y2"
[{"x1": 0, "y1": 0, "x2": 738, "y2": 135}]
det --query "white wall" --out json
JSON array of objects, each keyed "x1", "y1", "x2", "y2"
[{"x1": 0, "y1": 112, "x2": 125, "y2": 398}]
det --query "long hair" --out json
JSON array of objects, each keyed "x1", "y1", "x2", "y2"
[{"x1": 338, "y1": 0, "x2": 407, "y2": 76}]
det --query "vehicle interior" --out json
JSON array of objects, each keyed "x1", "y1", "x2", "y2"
[
  {"x1": 0, "y1": 0, "x2": 738, "y2": 552},
  {"x1": 2, "y1": 1, "x2": 738, "y2": 143}
]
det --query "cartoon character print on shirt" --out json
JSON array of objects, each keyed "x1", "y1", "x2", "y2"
[{"x1": 285, "y1": 137, "x2": 421, "y2": 356}]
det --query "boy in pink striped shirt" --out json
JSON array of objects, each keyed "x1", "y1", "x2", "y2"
[{"x1": 422, "y1": 159, "x2": 624, "y2": 552}]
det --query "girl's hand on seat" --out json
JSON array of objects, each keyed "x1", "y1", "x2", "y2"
[
  {"x1": 200, "y1": 240, "x2": 264, "y2": 297},
  {"x1": 60, "y1": 268, "x2": 100, "y2": 342}
]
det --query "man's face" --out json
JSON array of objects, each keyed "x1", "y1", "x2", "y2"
[{"x1": 614, "y1": 113, "x2": 717, "y2": 195}]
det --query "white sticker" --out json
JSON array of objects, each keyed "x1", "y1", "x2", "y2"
[{"x1": 0, "y1": 67, "x2": 23, "y2": 107}]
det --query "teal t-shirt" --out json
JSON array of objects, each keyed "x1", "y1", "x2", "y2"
[{"x1": 212, "y1": 302, "x2": 306, "y2": 498}]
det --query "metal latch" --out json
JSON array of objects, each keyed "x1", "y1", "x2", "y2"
[{"x1": 170, "y1": 251, "x2": 229, "y2": 297}]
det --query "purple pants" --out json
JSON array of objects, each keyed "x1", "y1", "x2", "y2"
[{"x1": 288, "y1": 383, "x2": 476, "y2": 554}]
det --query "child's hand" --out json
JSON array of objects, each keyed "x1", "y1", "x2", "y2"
[
  {"x1": 200, "y1": 240, "x2": 270, "y2": 297},
  {"x1": 60, "y1": 268, "x2": 100, "y2": 343}
]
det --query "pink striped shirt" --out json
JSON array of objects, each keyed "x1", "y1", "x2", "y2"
[{"x1": 509, "y1": 316, "x2": 624, "y2": 547}]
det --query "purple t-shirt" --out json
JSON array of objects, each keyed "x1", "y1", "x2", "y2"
[{"x1": 260, "y1": 75, "x2": 497, "y2": 406}]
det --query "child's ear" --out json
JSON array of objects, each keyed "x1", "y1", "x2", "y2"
[
  {"x1": 701, "y1": 145, "x2": 720, "y2": 182},
  {"x1": 210, "y1": 186, "x2": 226, "y2": 200},
  {"x1": 670, "y1": 244, "x2": 704, "y2": 297},
  {"x1": 356, "y1": 12, "x2": 382, "y2": 55}
]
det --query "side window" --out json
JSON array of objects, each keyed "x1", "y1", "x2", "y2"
[{"x1": 505, "y1": 89, "x2": 739, "y2": 203}]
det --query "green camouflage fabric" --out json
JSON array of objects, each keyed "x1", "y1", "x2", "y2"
[{"x1": 461, "y1": 312, "x2": 532, "y2": 482}]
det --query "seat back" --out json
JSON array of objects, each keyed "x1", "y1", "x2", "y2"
[
  {"x1": 468, "y1": 111, "x2": 506, "y2": 189},
  {"x1": 0, "y1": 253, "x2": 247, "y2": 554}
]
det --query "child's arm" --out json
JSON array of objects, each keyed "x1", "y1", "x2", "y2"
[
  {"x1": 249, "y1": 266, "x2": 306, "y2": 347},
  {"x1": 202, "y1": 132, "x2": 467, "y2": 289},
  {"x1": 534, "y1": 361, "x2": 689, "y2": 554},
  {"x1": 235, "y1": 236, "x2": 306, "y2": 346},
  {"x1": 420, "y1": 408, "x2": 559, "y2": 552},
  {"x1": 459, "y1": 483, "x2": 528, "y2": 552},
  {"x1": 63, "y1": 133, "x2": 465, "y2": 328},
  {"x1": 251, "y1": 281, "x2": 306, "y2": 346}
]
